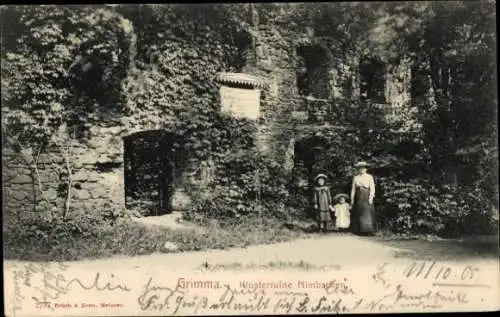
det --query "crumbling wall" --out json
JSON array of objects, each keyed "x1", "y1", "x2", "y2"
[
  {"x1": 2, "y1": 122, "x2": 126, "y2": 219},
  {"x1": 2, "y1": 10, "x2": 414, "y2": 217}
]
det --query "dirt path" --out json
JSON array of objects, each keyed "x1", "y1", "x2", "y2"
[
  {"x1": 109, "y1": 213, "x2": 499, "y2": 272},
  {"x1": 130, "y1": 211, "x2": 196, "y2": 230},
  {"x1": 4, "y1": 233, "x2": 497, "y2": 272}
]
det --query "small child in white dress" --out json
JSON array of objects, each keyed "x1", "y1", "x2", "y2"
[{"x1": 333, "y1": 194, "x2": 351, "y2": 231}]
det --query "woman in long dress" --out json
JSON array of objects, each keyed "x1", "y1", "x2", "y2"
[{"x1": 350, "y1": 161, "x2": 376, "y2": 235}]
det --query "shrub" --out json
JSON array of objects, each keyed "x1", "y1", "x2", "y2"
[
  {"x1": 3, "y1": 207, "x2": 304, "y2": 262},
  {"x1": 190, "y1": 149, "x2": 291, "y2": 221},
  {"x1": 4, "y1": 208, "x2": 111, "y2": 260},
  {"x1": 377, "y1": 177, "x2": 498, "y2": 238}
]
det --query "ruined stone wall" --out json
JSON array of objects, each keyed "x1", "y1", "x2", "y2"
[
  {"x1": 385, "y1": 57, "x2": 412, "y2": 108},
  {"x1": 2, "y1": 114, "x2": 201, "y2": 217},
  {"x1": 2, "y1": 121, "x2": 127, "y2": 218},
  {"x1": 242, "y1": 21, "x2": 359, "y2": 166},
  {"x1": 2, "y1": 16, "x2": 414, "y2": 217},
  {"x1": 242, "y1": 19, "x2": 413, "y2": 167},
  {"x1": 3, "y1": 148, "x2": 48, "y2": 216},
  {"x1": 72, "y1": 125, "x2": 126, "y2": 210}
]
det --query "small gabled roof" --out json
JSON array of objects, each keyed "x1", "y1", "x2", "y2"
[{"x1": 216, "y1": 72, "x2": 265, "y2": 89}]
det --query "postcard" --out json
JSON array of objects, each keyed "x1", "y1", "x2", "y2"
[{"x1": 2, "y1": 2, "x2": 499, "y2": 316}]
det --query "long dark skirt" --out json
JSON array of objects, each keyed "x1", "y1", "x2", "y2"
[{"x1": 351, "y1": 187, "x2": 376, "y2": 234}]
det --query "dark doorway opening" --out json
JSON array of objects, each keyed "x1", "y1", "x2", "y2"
[
  {"x1": 293, "y1": 135, "x2": 330, "y2": 178},
  {"x1": 290, "y1": 135, "x2": 331, "y2": 219},
  {"x1": 123, "y1": 130, "x2": 184, "y2": 216},
  {"x1": 360, "y1": 57, "x2": 386, "y2": 103}
]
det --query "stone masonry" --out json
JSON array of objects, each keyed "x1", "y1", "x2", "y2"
[{"x1": 2, "y1": 16, "x2": 415, "y2": 218}]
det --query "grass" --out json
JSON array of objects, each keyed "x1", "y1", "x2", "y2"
[
  {"x1": 3, "y1": 214, "x2": 307, "y2": 262},
  {"x1": 4, "y1": 211, "x2": 497, "y2": 263}
]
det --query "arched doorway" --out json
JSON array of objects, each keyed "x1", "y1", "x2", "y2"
[
  {"x1": 123, "y1": 130, "x2": 184, "y2": 216},
  {"x1": 290, "y1": 134, "x2": 331, "y2": 218},
  {"x1": 293, "y1": 135, "x2": 331, "y2": 178}
]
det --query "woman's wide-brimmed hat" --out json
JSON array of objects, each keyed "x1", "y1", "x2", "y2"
[
  {"x1": 334, "y1": 193, "x2": 350, "y2": 201},
  {"x1": 315, "y1": 173, "x2": 328, "y2": 181},
  {"x1": 354, "y1": 161, "x2": 371, "y2": 168}
]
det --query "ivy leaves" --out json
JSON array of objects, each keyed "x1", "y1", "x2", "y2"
[{"x1": 3, "y1": 5, "x2": 134, "y2": 145}]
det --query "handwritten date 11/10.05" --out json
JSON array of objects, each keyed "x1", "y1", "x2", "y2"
[{"x1": 403, "y1": 261, "x2": 481, "y2": 282}]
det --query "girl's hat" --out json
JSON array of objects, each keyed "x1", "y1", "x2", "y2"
[
  {"x1": 354, "y1": 161, "x2": 371, "y2": 168},
  {"x1": 334, "y1": 193, "x2": 350, "y2": 201},
  {"x1": 315, "y1": 173, "x2": 328, "y2": 181}
]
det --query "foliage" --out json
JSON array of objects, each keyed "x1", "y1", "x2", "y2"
[
  {"x1": 287, "y1": 1, "x2": 496, "y2": 198},
  {"x1": 119, "y1": 4, "x2": 251, "y2": 128},
  {"x1": 3, "y1": 208, "x2": 112, "y2": 258},
  {"x1": 190, "y1": 149, "x2": 290, "y2": 220},
  {"x1": 2, "y1": 5, "x2": 134, "y2": 145},
  {"x1": 3, "y1": 208, "x2": 303, "y2": 262},
  {"x1": 2, "y1": 3, "x2": 497, "y2": 243},
  {"x1": 377, "y1": 178, "x2": 498, "y2": 237},
  {"x1": 116, "y1": 4, "x2": 257, "y2": 165},
  {"x1": 295, "y1": 1, "x2": 497, "y2": 236}
]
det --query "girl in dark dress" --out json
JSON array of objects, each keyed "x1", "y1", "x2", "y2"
[
  {"x1": 313, "y1": 174, "x2": 333, "y2": 233},
  {"x1": 350, "y1": 162, "x2": 376, "y2": 235}
]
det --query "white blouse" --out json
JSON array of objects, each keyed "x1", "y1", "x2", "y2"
[{"x1": 351, "y1": 173, "x2": 375, "y2": 201}]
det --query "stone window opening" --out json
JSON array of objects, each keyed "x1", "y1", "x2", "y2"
[
  {"x1": 296, "y1": 45, "x2": 331, "y2": 99},
  {"x1": 123, "y1": 130, "x2": 184, "y2": 216},
  {"x1": 359, "y1": 57, "x2": 386, "y2": 103},
  {"x1": 232, "y1": 31, "x2": 254, "y2": 73},
  {"x1": 296, "y1": 55, "x2": 310, "y2": 96}
]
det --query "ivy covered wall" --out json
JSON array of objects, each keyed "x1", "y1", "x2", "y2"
[
  {"x1": 3, "y1": 4, "x2": 496, "y2": 236},
  {"x1": 2, "y1": 4, "x2": 254, "y2": 217},
  {"x1": 2, "y1": 4, "x2": 415, "y2": 217}
]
